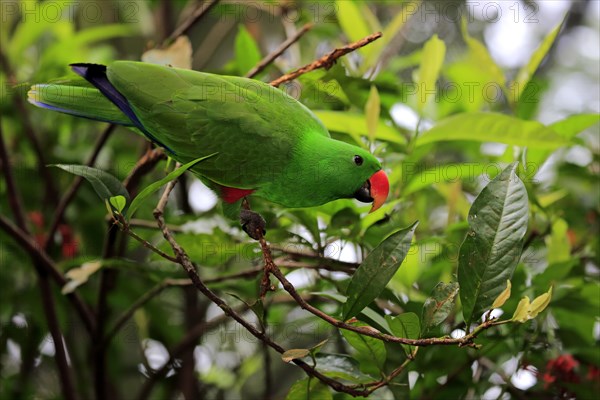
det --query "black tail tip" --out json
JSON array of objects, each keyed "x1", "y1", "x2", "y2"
[{"x1": 70, "y1": 63, "x2": 107, "y2": 78}]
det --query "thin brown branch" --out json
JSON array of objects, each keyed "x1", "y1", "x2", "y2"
[
  {"x1": 165, "y1": 0, "x2": 220, "y2": 45},
  {"x1": 265, "y1": 238, "x2": 510, "y2": 348},
  {"x1": 0, "y1": 128, "x2": 79, "y2": 400},
  {"x1": 0, "y1": 209, "x2": 96, "y2": 335},
  {"x1": 105, "y1": 278, "x2": 190, "y2": 343},
  {"x1": 150, "y1": 180, "x2": 377, "y2": 397},
  {"x1": 116, "y1": 217, "x2": 178, "y2": 263},
  {"x1": 44, "y1": 124, "x2": 116, "y2": 251},
  {"x1": 94, "y1": 145, "x2": 166, "y2": 400},
  {"x1": 269, "y1": 31, "x2": 383, "y2": 87},
  {"x1": 246, "y1": 23, "x2": 314, "y2": 79},
  {"x1": 125, "y1": 218, "x2": 184, "y2": 232}
]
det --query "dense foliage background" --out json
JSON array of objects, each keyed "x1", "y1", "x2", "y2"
[{"x1": 1, "y1": 1, "x2": 599, "y2": 399}]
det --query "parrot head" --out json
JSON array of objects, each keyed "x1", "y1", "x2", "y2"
[{"x1": 284, "y1": 135, "x2": 389, "y2": 213}]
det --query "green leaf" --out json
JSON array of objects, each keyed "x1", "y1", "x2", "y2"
[
  {"x1": 512, "y1": 18, "x2": 564, "y2": 103},
  {"x1": 545, "y1": 219, "x2": 571, "y2": 264},
  {"x1": 512, "y1": 286, "x2": 553, "y2": 323},
  {"x1": 526, "y1": 113, "x2": 600, "y2": 167},
  {"x1": 235, "y1": 25, "x2": 261, "y2": 75},
  {"x1": 311, "y1": 292, "x2": 393, "y2": 334},
  {"x1": 417, "y1": 112, "x2": 571, "y2": 149},
  {"x1": 341, "y1": 323, "x2": 386, "y2": 371},
  {"x1": 511, "y1": 296, "x2": 531, "y2": 323},
  {"x1": 126, "y1": 154, "x2": 216, "y2": 219},
  {"x1": 51, "y1": 164, "x2": 129, "y2": 204},
  {"x1": 336, "y1": 0, "x2": 372, "y2": 60},
  {"x1": 286, "y1": 377, "x2": 332, "y2": 400},
  {"x1": 549, "y1": 113, "x2": 600, "y2": 138},
  {"x1": 460, "y1": 18, "x2": 505, "y2": 88},
  {"x1": 313, "y1": 111, "x2": 406, "y2": 145},
  {"x1": 365, "y1": 85, "x2": 380, "y2": 143},
  {"x1": 385, "y1": 312, "x2": 420, "y2": 356},
  {"x1": 529, "y1": 286, "x2": 553, "y2": 318},
  {"x1": 282, "y1": 349, "x2": 311, "y2": 363},
  {"x1": 343, "y1": 221, "x2": 418, "y2": 320},
  {"x1": 403, "y1": 163, "x2": 489, "y2": 196},
  {"x1": 491, "y1": 280, "x2": 511, "y2": 309},
  {"x1": 362, "y1": 1, "x2": 421, "y2": 72},
  {"x1": 421, "y1": 282, "x2": 459, "y2": 333},
  {"x1": 414, "y1": 34, "x2": 446, "y2": 113},
  {"x1": 109, "y1": 195, "x2": 126, "y2": 213},
  {"x1": 458, "y1": 163, "x2": 529, "y2": 326},
  {"x1": 312, "y1": 353, "x2": 373, "y2": 384}
]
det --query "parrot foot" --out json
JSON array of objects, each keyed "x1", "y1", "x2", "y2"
[
  {"x1": 239, "y1": 198, "x2": 266, "y2": 240},
  {"x1": 240, "y1": 209, "x2": 266, "y2": 240}
]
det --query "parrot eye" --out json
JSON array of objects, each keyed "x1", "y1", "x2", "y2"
[{"x1": 353, "y1": 155, "x2": 363, "y2": 166}]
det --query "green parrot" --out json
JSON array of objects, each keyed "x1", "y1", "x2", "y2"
[{"x1": 28, "y1": 61, "x2": 389, "y2": 237}]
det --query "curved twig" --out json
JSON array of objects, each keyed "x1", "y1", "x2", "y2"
[{"x1": 270, "y1": 32, "x2": 383, "y2": 87}]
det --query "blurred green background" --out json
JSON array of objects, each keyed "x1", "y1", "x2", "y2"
[{"x1": 1, "y1": 1, "x2": 599, "y2": 399}]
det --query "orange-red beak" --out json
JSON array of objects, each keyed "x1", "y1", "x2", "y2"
[
  {"x1": 368, "y1": 169, "x2": 389, "y2": 213},
  {"x1": 353, "y1": 169, "x2": 389, "y2": 213}
]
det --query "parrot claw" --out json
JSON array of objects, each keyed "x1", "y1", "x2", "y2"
[{"x1": 240, "y1": 209, "x2": 266, "y2": 240}]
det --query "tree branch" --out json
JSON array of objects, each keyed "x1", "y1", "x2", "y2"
[
  {"x1": 105, "y1": 278, "x2": 190, "y2": 343},
  {"x1": 150, "y1": 180, "x2": 380, "y2": 397},
  {"x1": 0, "y1": 126, "x2": 79, "y2": 400},
  {"x1": 165, "y1": 0, "x2": 220, "y2": 45},
  {"x1": 246, "y1": 23, "x2": 314, "y2": 79},
  {"x1": 269, "y1": 31, "x2": 383, "y2": 87}
]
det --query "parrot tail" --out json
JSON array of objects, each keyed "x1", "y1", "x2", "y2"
[
  {"x1": 28, "y1": 63, "x2": 174, "y2": 154},
  {"x1": 28, "y1": 82, "x2": 134, "y2": 126}
]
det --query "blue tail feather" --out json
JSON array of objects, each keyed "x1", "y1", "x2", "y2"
[{"x1": 70, "y1": 63, "x2": 174, "y2": 154}]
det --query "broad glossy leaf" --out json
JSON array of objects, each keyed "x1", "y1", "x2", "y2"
[
  {"x1": 52, "y1": 164, "x2": 129, "y2": 203},
  {"x1": 286, "y1": 377, "x2": 332, "y2": 400},
  {"x1": 126, "y1": 154, "x2": 216, "y2": 219},
  {"x1": 414, "y1": 34, "x2": 446, "y2": 113},
  {"x1": 417, "y1": 112, "x2": 570, "y2": 149},
  {"x1": 458, "y1": 163, "x2": 529, "y2": 326},
  {"x1": 385, "y1": 312, "x2": 420, "y2": 356},
  {"x1": 235, "y1": 25, "x2": 261, "y2": 75},
  {"x1": 314, "y1": 111, "x2": 406, "y2": 145},
  {"x1": 512, "y1": 19, "x2": 564, "y2": 103},
  {"x1": 343, "y1": 221, "x2": 418, "y2": 320},
  {"x1": 421, "y1": 282, "x2": 459, "y2": 333},
  {"x1": 313, "y1": 353, "x2": 373, "y2": 384},
  {"x1": 341, "y1": 323, "x2": 386, "y2": 370}
]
